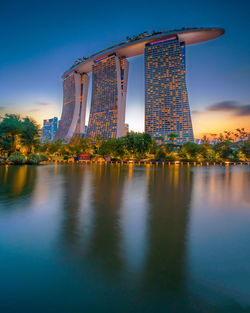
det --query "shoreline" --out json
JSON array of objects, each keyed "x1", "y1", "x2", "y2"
[{"x1": 1, "y1": 160, "x2": 249, "y2": 167}]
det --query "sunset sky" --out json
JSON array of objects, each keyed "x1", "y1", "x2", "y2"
[{"x1": 0, "y1": 0, "x2": 249, "y2": 138}]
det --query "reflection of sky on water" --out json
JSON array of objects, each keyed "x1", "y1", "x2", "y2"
[
  {"x1": 120, "y1": 166, "x2": 149, "y2": 275},
  {"x1": 188, "y1": 166, "x2": 250, "y2": 307},
  {"x1": 0, "y1": 164, "x2": 249, "y2": 312}
]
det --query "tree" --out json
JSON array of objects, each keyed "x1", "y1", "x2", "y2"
[
  {"x1": 168, "y1": 133, "x2": 178, "y2": 143},
  {"x1": 0, "y1": 136, "x2": 13, "y2": 156},
  {"x1": 47, "y1": 138, "x2": 64, "y2": 156},
  {"x1": 153, "y1": 136, "x2": 164, "y2": 145},
  {"x1": 201, "y1": 135, "x2": 209, "y2": 144},
  {"x1": 0, "y1": 114, "x2": 22, "y2": 155},
  {"x1": 224, "y1": 131, "x2": 233, "y2": 142},
  {"x1": 123, "y1": 132, "x2": 153, "y2": 159},
  {"x1": 99, "y1": 139, "x2": 116, "y2": 158},
  {"x1": 92, "y1": 135, "x2": 103, "y2": 155},
  {"x1": 179, "y1": 142, "x2": 203, "y2": 161},
  {"x1": 234, "y1": 128, "x2": 248, "y2": 141},
  {"x1": 213, "y1": 141, "x2": 233, "y2": 160},
  {"x1": 8, "y1": 151, "x2": 25, "y2": 164},
  {"x1": 240, "y1": 141, "x2": 250, "y2": 159},
  {"x1": 20, "y1": 117, "x2": 39, "y2": 154}
]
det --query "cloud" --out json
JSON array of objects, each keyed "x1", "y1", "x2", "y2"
[
  {"x1": 206, "y1": 101, "x2": 250, "y2": 116},
  {"x1": 36, "y1": 101, "x2": 50, "y2": 106}
]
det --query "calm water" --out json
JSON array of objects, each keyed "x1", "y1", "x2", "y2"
[{"x1": 0, "y1": 164, "x2": 249, "y2": 313}]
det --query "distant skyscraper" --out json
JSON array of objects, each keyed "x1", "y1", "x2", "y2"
[
  {"x1": 145, "y1": 37, "x2": 194, "y2": 144},
  {"x1": 124, "y1": 123, "x2": 129, "y2": 135},
  {"x1": 87, "y1": 54, "x2": 129, "y2": 139},
  {"x1": 42, "y1": 117, "x2": 58, "y2": 143},
  {"x1": 55, "y1": 72, "x2": 89, "y2": 141}
]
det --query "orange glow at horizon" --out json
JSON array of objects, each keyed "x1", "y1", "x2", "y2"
[
  {"x1": 1, "y1": 103, "x2": 249, "y2": 138},
  {"x1": 192, "y1": 111, "x2": 250, "y2": 138}
]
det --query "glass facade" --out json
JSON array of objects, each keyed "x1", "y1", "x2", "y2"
[
  {"x1": 145, "y1": 38, "x2": 194, "y2": 144},
  {"x1": 87, "y1": 54, "x2": 129, "y2": 139},
  {"x1": 42, "y1": 117, "x2": 58, "y2": 143},
  {"x1": 55, "y1": 72, "x2": 89, "y2": 141}
]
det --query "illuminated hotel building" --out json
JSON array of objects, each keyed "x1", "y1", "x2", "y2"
[
  {"x1": 55, "y1": 72, "x2": 89, "y2": 141},
  {"x1": 145, "y1": 38, "x2": 193, "y2": 144},
  {"x1": 55, "y1": 28, "x2": 224, "y2": 142},
  {"x1": 87, "y1": 54, "x2": 129, "y2": 139}
]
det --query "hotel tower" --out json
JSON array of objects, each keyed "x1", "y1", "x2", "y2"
[
  {"x1": 87, "y1": 55, "x2": 129, "y2": 139},
  {"x1": 145, "y1": 37, "x2": 193, "y2": 143},
  {"x1": 55, "y1": 72, "x2": 89, "y2": 141}
]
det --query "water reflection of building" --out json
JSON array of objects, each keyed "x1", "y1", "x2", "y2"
[
  {"x1": 58, "y1": 164, "x2": 193, "y2": 296},
  {"x1": 142, "y1": 165, "x2": 192, "y2": 292},
  {"x1": 31, "y1": 166, "x2": 50, "y2": 207},
  {"x1": 60, "y1": 164, "x2": 126, "y2": 277},
  {"x1": 85, "y1": 165, "x2": 125, "y2": 275},
  {"x1": 60, "y1": 165, "x2": 86, "y2": 246},
  {"x1": 0, "y1": 165, "x2": 37, "y2": 208},
  {"x1": 120, "y1": 165, "x2": 149, "y2": 274}
]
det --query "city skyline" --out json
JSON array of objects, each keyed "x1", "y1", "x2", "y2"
[{"x1": 0, "y1": 0, "x2": 249, "y2": 138}]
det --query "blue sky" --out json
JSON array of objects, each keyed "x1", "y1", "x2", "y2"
[{"x1": 0, "y1": 0, "x2": 249, "y2": 136}]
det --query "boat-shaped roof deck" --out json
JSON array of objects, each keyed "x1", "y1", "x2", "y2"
[{"x1": 62, "y1": 27, "x2": 225, "y2": 79}]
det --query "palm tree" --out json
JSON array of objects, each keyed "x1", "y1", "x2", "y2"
[
  {"x1": 224, "y1": 131, "x2": 233, "y2": 142},
  {"x1": 168, "y1": 132, "x2": 178, "y2": 143}
]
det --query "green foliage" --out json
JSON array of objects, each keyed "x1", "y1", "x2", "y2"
[
  {"x1": 213, "y1": 142, "x2": 234, "y2": 160},
  {"x1": 0, "y1": 114, "x2": 22, "y2": 136},
  {"x1": 179, "y1": 142, "x2": 203, "y2": 161},
  {"x1": 0, "y1": 114, "x2": 22, "y2": 155},
  {"x1": 0, "y1": 114, "x2": 249, "y2": 164},
  {"x1": 168, "y1": 132, "x2": 178, "y2": 143},
  {"x1": 36, "y1": 142, "x2": 48, "y2": 153},
  {"x1": 122, "y1": 132, "x2": 153, "y2": 159},
  {"x1": 20, "y1": 117, "x2": 39, "y2": 154},
  {"x1": 154, "y1": 148, "x2": 167, "y2": 161},
  {"x1": 27, "y1": 153, "x2": 41, "y2": 165},
  {"x1": 8, "y1": 151, "x2": 25, "y2": 164},
  {"x1": 98, "y1": 132, "x2": 153, "y2": 160},
  {"x1": 39, "y1": 153, "x2": 48, "y2": 162},
  {"x1": 0, "y1": 136, "x2": 13, "y2": 155},
  {"x1": 99, "y1": 139, "x2": 117, "y2": 157},
  {"x1": 240, "y1": 141, "x2": 250, "y2": 159},
  {"x1": 47, "y1": 138, "x2": 63, "y2": 155},
  {"x1": 27, "y1": 153, "x2": 49, "y2": 164}
]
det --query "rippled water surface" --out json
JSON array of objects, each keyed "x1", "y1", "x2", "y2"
[{"x1": 0, "y1": 164, "x2": 249, "y2": 313}]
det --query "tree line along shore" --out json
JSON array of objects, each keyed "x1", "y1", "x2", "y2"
[{"x1": 0, "y1": 114, "x2": 249, "y2": 165}]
